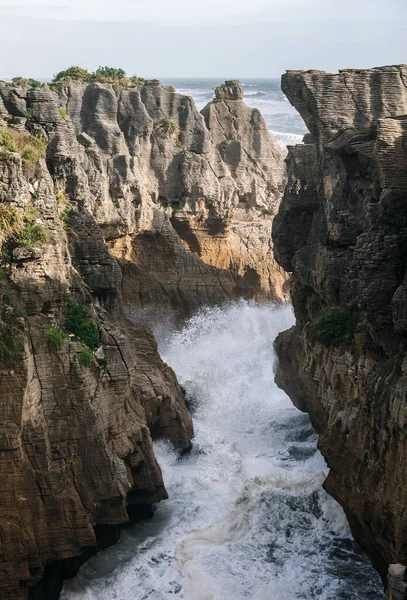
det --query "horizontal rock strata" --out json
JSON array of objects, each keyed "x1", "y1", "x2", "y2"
[{"x1": 273, "y1": 65, "x2": 407, "y2": 587}]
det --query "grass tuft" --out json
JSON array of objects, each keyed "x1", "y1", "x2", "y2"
[
  {"x1": 155, "y1": 116, "x2": 181, "y2": 138},
  {"x1": 66, "y1": 303, "x2": 100, "y2": 350},
  {"x1": 43, "y1": 323, "x2": 68, "y2": 352}
]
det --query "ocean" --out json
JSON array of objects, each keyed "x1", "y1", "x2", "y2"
[
  {"x1": 62, "y1": 304, "x2": 382, "y2": 600},
  {"x1": 161, "y1": 78, "x2": 307, "y2": 147}
]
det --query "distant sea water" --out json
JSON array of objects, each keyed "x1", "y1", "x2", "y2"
[{"x1": 161, "y1": 78, "x2": 307, "y2": 147}]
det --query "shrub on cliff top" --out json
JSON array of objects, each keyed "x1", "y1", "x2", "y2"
[
  {"x1": 11, "y1": 77, "x2": 42, "y2": 89},
  {"x1": 54, "y1": 66, "x2": 91, "y2": 82},
  {"x1": 308, "y1": 308, "x2": 361, "y2": 345},
  {"x1": 224, "y1": 80, "x2": 239, "y2": 86},
  {"x1": 52, "y1": 66, "x2": 145, "y2": 89}
]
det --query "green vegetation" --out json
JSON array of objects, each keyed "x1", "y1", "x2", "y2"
[
  {"x1": 43, "y1": 323, "x2": 68, "y2": 352},
  {"x1": 58, "y1": 107, "x2": 67, "y2": 120},
  {"x1": 307, "y1": 308, "x2": 361, "y2": 345},
  {"x1": 0, "y1": 337, "x2": 22, "y2": 357},
  {"x1": 3, "y1": 291, "x2": 13, "y2": 306},
  {"x1": 27, "y1": 108, "x2": 34, "y2": 119},
  {"x1": 29, "y1": 79, "x2": 42, "y2": 89},
  {"x1": 53, "y1": 66, "x2": 91, "y2": 82},
  {"x1": 15, "y1": 224, "x2": 49, "y2": 248},
  {"x1": 55, "y1": 189, "x2": 69, "y2": 205},
  {"x1": 52, "y1": 66, "x2": 145, "y2": 89},
  {"x1": 0, "y1": 127, "x2": 47, "y2": 178},
  {"x1": 11, "y1": 77, "x2": 42, "y2": 89},
  {"x1": 155, "y1": 116, "x2": 181, "y2": 138},
  {"x1": 12, "y1": 77, "x2": 29, "y2": 88},
  {"x1": 13, "y1": 203, "x2": 49, "y2": 248},
  {"x1": 77, "y1": 348, "x2": 93, "y2": 368},
  {"x1": 213, "y1": 98, "x2": 224, "y2": 104},
  {"x1": 224, "y1": 80, "x2": 239, "y2": 86},
  {"x1": 66, "y1": 303, "x2": 100, "y2": 350},
  {"x1": 2, "y1": 290, "x2": 26, "y2": 317},
  {"x1": 0, "y1": 204, "x2": 22, "y2": 239}
]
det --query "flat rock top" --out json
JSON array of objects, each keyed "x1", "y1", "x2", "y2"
[
  {"x1": 282, "y1": 65, "x2": 407, "y2": 141},
  {"x1": 215, "y1": 81, "x2": 244, "y2": 100}
]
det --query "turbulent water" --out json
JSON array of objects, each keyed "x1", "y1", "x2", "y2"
[
  {"x1": 62, "y1": 303, "x2": 382, "y2": 600},
  {"x1": 162, "y1": 78, "x2": 307, "y2": 147}
]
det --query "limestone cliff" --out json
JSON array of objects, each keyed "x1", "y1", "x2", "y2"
[
  {"x1": 272, "y1": 65, "x2": 407, "y2": 590},
  {"x1": 0, "y1": 76, "x2": 285, "y2": 599},
  {"x1": 0, "y1": 78, "x2": 285, "y2": 316}
]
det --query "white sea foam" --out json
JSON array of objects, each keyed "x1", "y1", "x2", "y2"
[
  {"x1": 62, "y1": 302, "x2": 382, "y2": 600},
  {"x1": 270, "y1": 130, "x2": 304, "y2": 147}
]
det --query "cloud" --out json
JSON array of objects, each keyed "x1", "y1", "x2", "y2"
[{"x1": 0, "y1": 13, "x2": 405, "y2": 79}]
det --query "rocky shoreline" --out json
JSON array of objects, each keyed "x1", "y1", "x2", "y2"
[{"x1": 2, "y1": 65, "x2": 407, "y2": 599}]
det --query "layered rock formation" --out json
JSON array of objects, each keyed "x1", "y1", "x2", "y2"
[
  {"x1": 273, "y1": 65, "x2": 407, "y2": 588},
  {"x1": 0, "y1": 78, "x2": 286, "y2": 317},
  {"x1": 0, "y1": 77, "x2": 285, "y2": 598}
]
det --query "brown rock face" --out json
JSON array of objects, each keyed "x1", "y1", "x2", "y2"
[
  {"x1": 0, "y1": 74, "x2": 286, "y2": 599},
  {"x1": 272, "y1": 65, "x2": 407, "y2": 583},
  {"x1": 2, "y1": 78, "x2": 286, "y2": 317},
  {"x1": 0, "y1": 89, "x2": 194, "y2": 599}
]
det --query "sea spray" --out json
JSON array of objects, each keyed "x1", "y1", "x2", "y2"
[{"x1": 62, "y1": 302, "x2": 382, "y2": 600}]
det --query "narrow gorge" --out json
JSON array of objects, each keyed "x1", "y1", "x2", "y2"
[{"x1": 0, "y1": 67, "x2": 406, "y2": 600}]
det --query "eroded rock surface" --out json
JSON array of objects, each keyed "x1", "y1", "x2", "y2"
[
  {"x1": 273, "y1": 65, "x2": 407, "y2": 587},
  {"x1": 0, "y1": 75, "x2": 286, "y2": 599},
  {"x1": 0, "y1": 79, "x2": 286, "y2": 317}
]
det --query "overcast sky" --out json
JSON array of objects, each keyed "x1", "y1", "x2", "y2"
[{"x1": 0, "y1": 0, "x2": 406, "y2": 78}]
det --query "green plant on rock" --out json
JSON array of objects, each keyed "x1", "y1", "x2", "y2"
[
  {"x1": 52, "y1": 66, "x2": 145, "y2": 90},
  {"x1": 14, "y1": 224, "x2": 49, "y2": 248},
  {"x1": 43, "y1": 323, "x2": 68, "y2": 352},
  {"x1": 13, "y1": 203, "x2": 49, "y2": 249},
  {"x1": 11, "y1": 77, "x2": 42, "y2": 89},
  {"x1": 29, "y1": 79, "x2": 42, "y2": 89},
  {"x1": 155, "y1": 116, "x2": 181, "y2": 138},
  {"x1": 12, "y1": 77, "x2": 29, "y2": 88},
  {"x1": 0, "y1": 127, "x2": 47, "y2": 178},
  {"x1": 3, "y1": 291, "x2": 14, "y2": 306},
  {"x1": 307, "y1": 308, "x2": 361, "y2": 345},
  {"x1": 0, "y1": 337, "x2": 22, "y2": 357},
  {"x1": 224, "y1": 79, "x2": 239, "y2": 86},
  {"x1": 58, "y1": 107, "x2": 67, "y2": 120},
  {"x1": 76, "y1": 348, "x2": 93, "y2": 368},
  {"x1": 2, "y1": 291, "x2": 26, "y2": 317},
  {"x1": 129, "y1": 76, "x2": 145, "y2": 89},
  {"x1": 0, "y1": 204, "x2": 22, "y2": 239},
  {"x1": 66, "y1": 303, "x2": 100, "y2": 350},
  {"x1": 27, "y1": 108, "x2": 34, "y2": 119}
]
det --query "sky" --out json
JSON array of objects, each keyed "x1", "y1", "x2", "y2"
[{"x1": 0, "y1": 0, "x2": 406, "y2": 78}]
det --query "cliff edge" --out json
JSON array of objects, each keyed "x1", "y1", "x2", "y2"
[{"x1": 273, "y1": 65, "x2": 407, "y2": 590}]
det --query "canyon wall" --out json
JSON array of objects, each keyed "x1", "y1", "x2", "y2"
[
  {"x1": 0, "y1": 78, "x2": 285, "y2": 598},
  {"x1": 272, "y1": 65, "x2": 407, "y2": 591}
]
